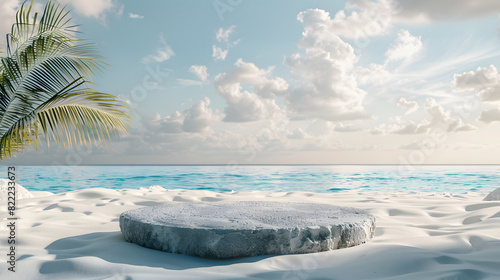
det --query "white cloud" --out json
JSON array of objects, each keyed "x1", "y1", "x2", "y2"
[
  {"x1": 424, "y1": 98, "x2": 476, "y2": 132},
  {"x1": 151, "y1": 98, "x2": 223, "y2": 133},
  {"x1": 284, "y1": 9, "x2": 368, "y2": 121},
  {"x1": 212, "y1": 45, "x2": 228, "y2": 61},
  {"x1": 394, "y1": 0, "x2": 500, "y2": 23},
  {"x1": 129, "y1": 13, "x2": 144, "y2": 19},
  {"x1": 374, "y1": 98, "x2": 476, "y2": 134},
  {"x1": 150, "y1": 111, "x2": 183, "y2": 134},
  {"x1": 454, "y1": 65, "x2": 500, "y2": 124},
  {"x1": 142, "y1": 33, "x2": 175, "y2": 64},
  {"x1": 178, "y1": 66, "x2": 208, "y2": 86},
  {"x1": 397, "y1": 97, "x2": 419, "y2": 115},
  {"x1": 189, "y1": 65, "x2": 208, "y2": 81},
  {"x1": 223, "y1": 93, "x2": 281, "y2": 122},
  {"x1": 454, "y1": 65, "x2": 500, "y2": 102},
  {"x1": 304, "y1": 0, "x2": 396, "y2": 39},
  {"x1": 476, "y1": 86, "x2": 500, "y2": 102},
  {"x1": 478, "y1": 108, "x2": 500, "y2": 123},
  {"x1": 356, "y1": 63, "x2": 392, "y2": 86},
  {"x1": 214, "y1": 59, "x2": 288, "y2": 122},
  {"x1": 182, "y1": 98, "x2": 224, "y2": 132},
  {"x1": 212, "y1": 26, "x2": 239, "y2": 61},
  {"x1": 216, "y1": 25, "x2": 236, "y2": 42},
  {"x1": 385, "y1": 30, "x2": 422, "y2": 62},
  {"x1": 454, "y1": 65, "x2": 498, "y2": 89}
]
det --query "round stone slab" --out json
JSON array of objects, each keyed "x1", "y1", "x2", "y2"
[{"x1": 119, "y1": 201, "x2": 375, "y2": 259}]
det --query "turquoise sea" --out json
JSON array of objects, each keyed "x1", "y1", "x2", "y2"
[{"x1": 8, "y1": 165, "x2": 500, "y2": 194}]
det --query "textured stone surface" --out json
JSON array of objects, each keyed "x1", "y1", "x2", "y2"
[
  {"x1": 120, "y1": 201, "x2": 375, "y2": 258},
  {"x1": 0, "y1": 179, "x2": 33, "y2": 201},
  {"x1": 484, "y1": 187, "x2": 500, "y2": 201}
]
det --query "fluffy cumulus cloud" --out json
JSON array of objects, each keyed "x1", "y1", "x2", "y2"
[
  {"x1": 142, "y1": 33, "x2": 175, "y2": 64},
  {"x1": 419, "y1": 98, "x2": 476, "y2": 133},
  {"x1": 478, "y1": 108, "x2": 500, "y2": 124},
  {"x1": 397, "y1": 97, "x2": 419, "y2": 115},
  {"x1": 284, "y1": 9, "x2": 368, "y2": 121},
  {"x1": 189, "y1": 65, "x2": 209, "y2": 81},
  {"x1": 214, "y1": 59, "x2": 288, "y2": 122},
  {"x1": 324, "y1": 0, "x2": 397, "y2": 39},
  {"x1": 454, "y1": 65, "x2": 500, "y2": 124},
  {"x1": 373, "y1": 98, "x2": 476, "y2": 134},
  {"x1": 454, "y1": 65, "x2": 500, "y2": 102},
  {"x1": 357, "y1": 63, "x2": 392, "y2": 86},
  {"x1": 385, "y1": 29, "x2": 422, "y2": 62},
  {"x1": 182, "y1": 98, "x2": 224, "y2": 132},
  {"x1": 151, "y1": 98, "x2": 223, "y2": 133}
]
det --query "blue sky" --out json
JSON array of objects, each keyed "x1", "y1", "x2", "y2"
[{"x1": 3, "y1": 0, "x2": 500, "y2": 165}]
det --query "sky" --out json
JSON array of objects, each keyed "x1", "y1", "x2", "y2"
[{"x1": 3, "y1": 0, "x2": 500, "y2": 165}]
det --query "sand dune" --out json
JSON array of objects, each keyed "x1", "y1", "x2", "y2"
[{"x1": 1, "y1": 187, "x2": 500, "y2": 279}]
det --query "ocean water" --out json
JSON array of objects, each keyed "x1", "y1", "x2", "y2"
[{"x1": 8, "y1": 165, "x2": 500, "y2": 194}]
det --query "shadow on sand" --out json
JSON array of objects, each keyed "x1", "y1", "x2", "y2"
[{"x1": 38, "y1": 231, "x2": 274, "y2": 272}]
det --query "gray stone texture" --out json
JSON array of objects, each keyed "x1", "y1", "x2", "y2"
[{"x1": 120, "y1": 201, "x2": 375, "y2": 258}]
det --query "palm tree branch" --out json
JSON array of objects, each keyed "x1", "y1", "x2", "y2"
[
  {"x1": 0, "y1": 0, "x2": 130, "y2": 159},
  {"x1": 0, "y1": 41, "x2": 106, "y2": 131},
  {"x1": 0, "y1": 91, "x2": 129, "y2": 158}
]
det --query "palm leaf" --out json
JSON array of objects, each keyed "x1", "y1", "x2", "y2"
[{"x1": 0, "y1": 1, "x2": 130, "y2": 159}]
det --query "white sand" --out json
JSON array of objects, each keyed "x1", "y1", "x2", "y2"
[{"x1": 1, "y1": 187, "x2": 500, "y2": 280}]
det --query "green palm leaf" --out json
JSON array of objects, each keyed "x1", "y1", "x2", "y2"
[{"x1": 0, "y1": 1, "x2": 130, "y2": 159}]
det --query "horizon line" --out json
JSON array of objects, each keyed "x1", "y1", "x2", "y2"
[{"x1": 5, "y1": 164, "x2": 500, "y2": 166}]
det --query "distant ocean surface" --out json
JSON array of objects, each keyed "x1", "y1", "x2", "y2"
[{"x1": 11, "y1": 165, "x2": 500, "y2": 194}]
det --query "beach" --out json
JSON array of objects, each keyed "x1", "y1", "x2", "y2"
[
  {"x1": 1, "y1": 0, "x2": 500, "y2": 278},
  {"x1": 1, "y1": 187, "x2": 500, "y2": 280}
]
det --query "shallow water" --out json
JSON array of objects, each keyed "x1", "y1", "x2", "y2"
[
  {"x1": 5, "y1": 165, "x2": 500, "y2": 193},
  {"x1": 9, "y1": 165, "x2": 500, "y2": 194}
]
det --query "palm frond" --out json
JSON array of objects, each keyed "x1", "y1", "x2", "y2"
[
  {"x1": 0, "y1": 0, "x2": 130, "y2": 160},
  {"x1": 7, "y1": 1, "x2": 77, "y2": 57}
]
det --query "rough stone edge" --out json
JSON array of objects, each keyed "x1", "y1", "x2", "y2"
[{"x1": 119, "y1": 207, "x2": 375, "y2": 259}]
